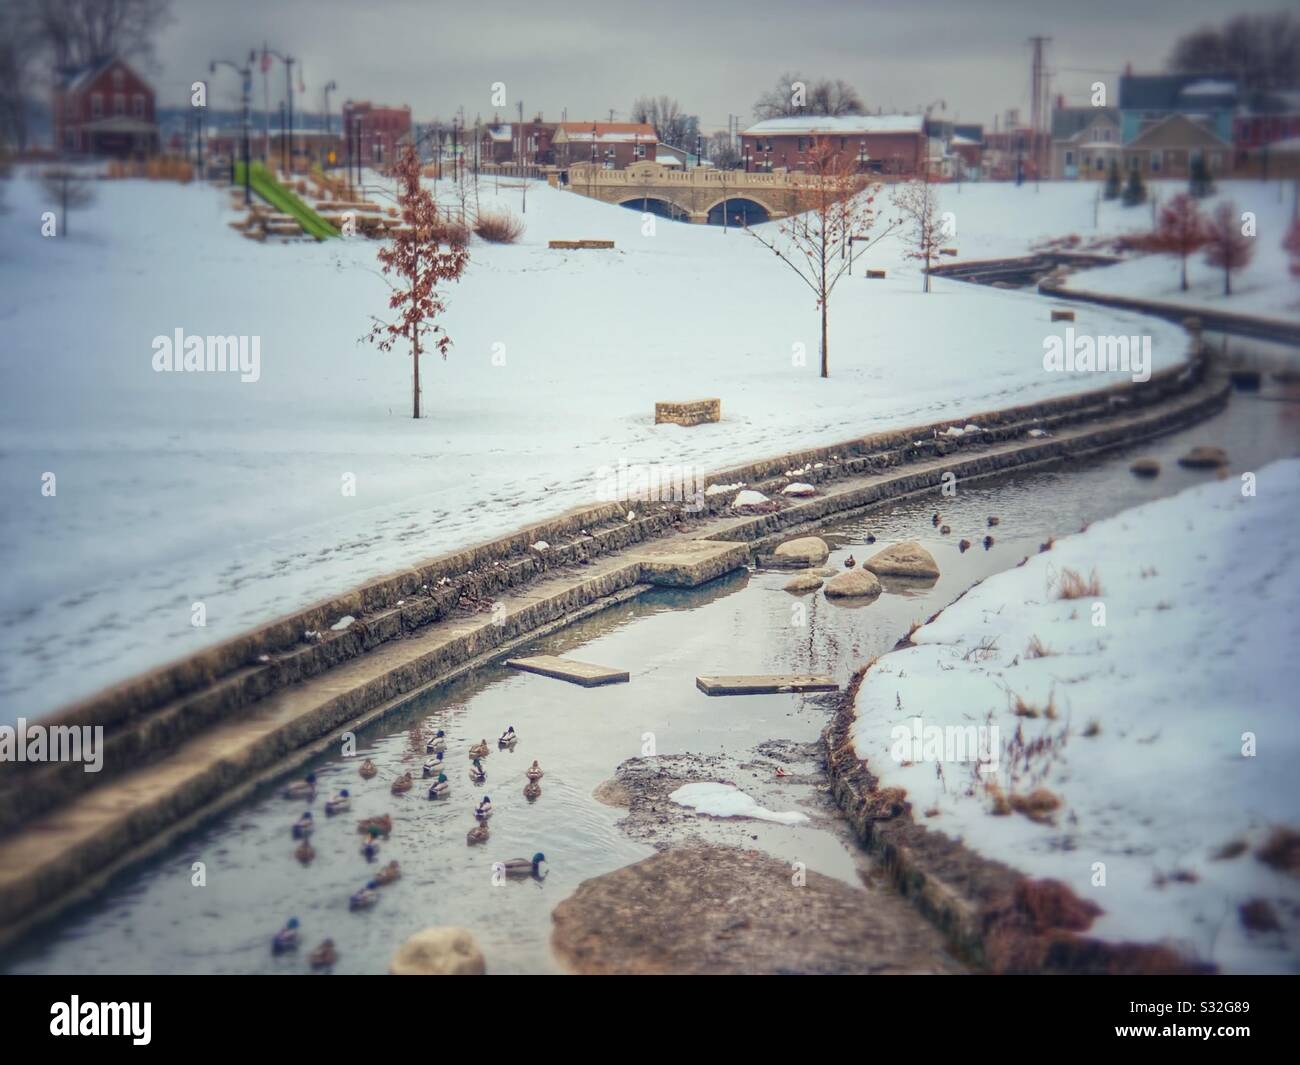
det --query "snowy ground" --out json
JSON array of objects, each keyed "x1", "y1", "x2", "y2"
[
  {"x1": 1061, "y1": 179, "x2": 1300, "y2": 322},
  {"x1": 851, "y1": 459, "x2": 1300, "y2": 974},
  {"x1": 0, "y1": 170, "x2": 1211, "y2": 717}
]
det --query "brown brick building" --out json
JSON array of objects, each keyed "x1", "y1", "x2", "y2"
[
  {"x1": 552, "y1": 122, "x2": 657, "y2": 168},
  {"x1": 479, "y1": 118, "x2": 557, "y2": 165},
  {"x1": 54, "y1": 56, "x2": 158, "y2": 157},
  {"x1": 342, "y1": 101, "x2": 412, "y2": 166},
  {"x1": 739, "y1": 115, "x2": 925, "y2": 176}
]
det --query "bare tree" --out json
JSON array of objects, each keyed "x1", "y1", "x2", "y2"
[
  {"x1": 40, "y1": 166, "x2": 95, "y2": 236},
  {"x1": 706, "y1": 130, "x2": 739, "y2": 169},
  {"x1": 893, "y1": 178, "x2": 943, "y2": 293},
  {"x1": 753, "y1": 72, "x2": 865, "y2": 120},
  {"x1": 1170, "y1": 12, "x2": 1300, "y2": 92},
  {"x1": 34, "y1": 0, "x2": 173, "y2": 68},
  {"x1": 1202, "y1": 200, "x2": 1256, "y2": 296},
  {"x1": 747, "y1": 140, "x2": 894, "y2": 377},
  {"x1": 630, "y1": 95, "x2": 696, "y2": 147},
  {"x1": 0, "y1": 1, "x2": 43, "y2": 152}
]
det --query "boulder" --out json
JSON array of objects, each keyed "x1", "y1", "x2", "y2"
[
  {"x1": 389, "y1": 927, "x2": 486, "y2": 975},
  {"x1": 823, "y1": 569, "x2": 882, "y2": 599},
  {"x1": 863, "y1": 542, "x2": 940, "y2": 580},
  {"x1": 781, "y1": 482, "x2": 816, "y2": 497},
  {"x1": 1129, "y1": 457, "x2": 1160, "y2": 477},
  {"x1": 1178, "y1": 446, "x2": 1227, "y2": 469},
  {"x1": 771, "y1": 536, "x2": 830, "y2": 568},
  {"x1": 783, "y1": 573, "x2": 824, "y2": 594},
  {"x1": 731, "y1": 489, "x2": 769, "y2": 509}
]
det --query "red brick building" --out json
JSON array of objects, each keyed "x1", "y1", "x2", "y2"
[
  {"x1": 54, "y1": 56, "x2": 158, "y2": 157},
  {"x1": 739, "y1": 115, "x2": 925, "y2": 176},
  {"x1": 552, "y1": 122, "x2": 657, "y2": 168},
  {"x1": 341, "y1": 101, "x2": 412, "y2": 166},
  {"x1": 479, "y1": 118, "x2": 557, "y2": 165}
]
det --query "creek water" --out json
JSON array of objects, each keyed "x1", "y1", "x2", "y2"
[{"x1": 5, "y1": 350, "x2": 1297, "y2": 975}]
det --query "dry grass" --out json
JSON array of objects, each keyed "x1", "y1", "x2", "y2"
[
  {"x1": 1011, "y1": 689, "x2": 1058, "y2": 720},
  {"x1": 1010, "y1": 787, "x2": 1062, "y2": 823},
  {"x1": 1025, "y1": 634, "x2": 1054, "y2": 659},
  {"x1": 473, "y1": 208, "x2": 525, "y2": 243},
  {"x1": 1256, "y1": 827, "x2": 1300, "y2": 875},
  {"x1": 432, "y1": 216, "x2": 471, "y2": 246},
  {"x1": 1057, "y1": 566, "x2": 1102, "y2": 600}
]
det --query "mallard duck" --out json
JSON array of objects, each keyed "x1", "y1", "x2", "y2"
[
  {"x1": 987, "y1": 516, "x2": 1000, "y2": 527},
  {"x1": 468, "y1": 739, "x2": 490, "y2": 759},
  {"x1": 865, "y1": 533, "x2": 877, "y2": 544},
  {"x1": 358, "y1": 759, "x2": 377, "y2": 779},
  {"x1": 272, "y1": 917, "x2": 300, "y2": 953},
  {"x1": 361, "y1": 827, "x2": 381, "y2": 860},
  {"x1": 374, "y1": 860, "x2": 401, "y2": 885},
  {"x1": 958, "y1": 538, "x2": 972, "y2": 553},
  {"x1": 427, "y1": 772, "x2": 450, "y2": 799},
  {"x1": 844, "y1": 554, "x2": 856, "y2": 568},
  {"x1": 932, "y1": 512, "x2": 941, "y2": 527},
  {"x1": 425, "y1": 730, "x2": 447, "y2": 754},
  {"x1": 325, "y1": 789, "x2": 350, "y2": 815},
  {"x1": 282, "y1": 772, "x2": 317, "y2": 801},
  {"x1": 475, "y1": 796, "x2": 493, "y2": 821},
  {"x1": 498, "y1": 727, "x2": 517, "y2": 748},
  {"x1": 309, "y1": 939, "x2": 337, "y2": 968},
  {"x1": 356, "y1": 813, "x2": 392, "y2": 838},
  {"x1": 525, "y1": 760, "x2": 544, "y2": 782},
  {"x1": 469, "y1": 758, "x2": 486, "y2": 784},
  {"x1": 292, "y1": 811, "x2": 314, "y2": 839},
  {"x1": 391, "y1": 772, "x2": 413, "y2": 795},
  {"x1": 939, "y1": 524, "x2": 951, "y2": 535},
  {"x1": 423, "y1": 752, "x2": 446, "y2": 777},
  {"x1": 523, "y1": 780, "x2": 541, "y2": 802},
  {"x1": 349, "y1": 882, "x2": 379, "y2": 911},
  {"x1": 467, "y1": 822, "x2": 490, "y2": 845},
  {"x1": 983, "y1": 535, "x2": 995, "y2": 550},
  {"x1": 499, "y1": 853, "x2": 546, "y2": 879},
  {"x1": 295, "y1": 839, "x2": 316, "y2": 864}
]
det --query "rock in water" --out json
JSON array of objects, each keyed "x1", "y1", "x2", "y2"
[
  {"x1": 389, "y1": 927, "x2": 486, "y2": 975},
  {"x1": 1130, "y1": 457, "x2": 1160, "y2": 477},
  {"x1": 783, "y1": 573, "x2": 824, "y2": 594},
  {"x1": 863, "y1": 542, "x2": 940, "y2": 580},
  {"x1": 823, "y1": 569, "x2": 882, "y2": 600},
  {"x1": 771, "y1": 536, "x2": 830, "y2": 568},
  {"x1": 1178, "y1": 446, "x2": 1227, "y2": 469}
]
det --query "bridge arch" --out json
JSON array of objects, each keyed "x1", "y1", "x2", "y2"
[
  {"x1": 703, "y1": 196, "x2": 774, "y2": 227},
  {"x1": 616, "y1": 195, "x2": 693, "y2": 223}
]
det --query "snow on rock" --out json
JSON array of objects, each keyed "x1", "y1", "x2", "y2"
[
  {"x1": 669, "y1": 782, "x2": 809, "y2": 825},
  {"x1": 781, "y1": 482, "x2": 816, "y2": 497},
  {"x1": 531, "y1": 540, "x2": 549, "y2": 551},
  {"x1": 705, "y1": 482, "x2": 744, "y2": 496},
  {"x1": 850, "y1": 459, "x2": 1300, "y2": 973},
  {"x1": 329, "y1": 615, "x2": 355, "y2": 632},
  {"x1": 731, "y1": 489, "x2": 769, "y2": 509}
]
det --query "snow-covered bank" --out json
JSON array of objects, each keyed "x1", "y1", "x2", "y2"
[
  {"x1": 0, "y1": 173, "x2": 1191, "y2": 715},
  {"x1": 851, "y1": 458, "x2": 1300, "y2": 973},
  {"x1": 1064, "y1": 179, "x2": 1299, "y2": 323}
]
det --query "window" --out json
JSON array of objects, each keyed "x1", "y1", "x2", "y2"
[
  {"x1": 798, "y1": 137, "x2": 807, "y2": 152},
  {"x1": 1150, "y1": 151, "x2": 1161, "y2": 173},
  {"x1": 635, "y1": 143, "x2": 645, "y2": 159},
  {"x1": 91, "y1": 93, "x2": 103, "y2": 119},
  {"x1": 114, "y1": 93, "x2": 125, "y2": 115},
  {"x1": 132, "y1": 93, "x2": 145, "y2": 118},
  {"x1": 1065, "y1": 150, "x2": 1074, "y2": 165}
]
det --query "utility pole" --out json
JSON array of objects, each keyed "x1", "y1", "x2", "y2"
[
  {"x1": 323, "y1": 81, "x2": 337, "y2": 167},
  {"x1": 1028, "y1": 35, "x2": 1050, "y2": 184}
]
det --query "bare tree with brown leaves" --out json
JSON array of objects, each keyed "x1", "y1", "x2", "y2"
[
  {"x1": 892, "y1": 177, "x2": 944, "y2": 293},
  {"x1": 365, "y1": 144, "x2": 469, "y2": 419},
  {"x1": 1202, "y1": 201, "x2": 1255, "y2": 297},
  {"x1": 747, "y1": 140, "x2": 894, "y2": 378},
  {"x1": 40, "y1": 165, "x2": 94, "y2": 236}
]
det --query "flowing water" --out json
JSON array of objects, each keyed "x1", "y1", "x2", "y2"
[{"x1": 5, "y1": 351, "x2": 1298, "y2": 975}]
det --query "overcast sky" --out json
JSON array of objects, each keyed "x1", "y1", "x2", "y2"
[{"x1": 157, "y1": 0, "x2": 1274, "y2": 130}]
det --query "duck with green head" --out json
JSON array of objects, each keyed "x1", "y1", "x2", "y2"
[
  {"x1": 469, "y1": 758, "x2": 486, "y2": 784},
  {"x1": 500, "y1": 853, "x2": 547, "y2": 879},
  {"x1": 428, "y1": 772, "x2": 450, "y2": 799},
  {"x1": 425, "y1": 729, "x2": 447, "y2": 754}
]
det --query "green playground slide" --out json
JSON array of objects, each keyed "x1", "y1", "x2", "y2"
[{"x1": 233, "y1": 160, "x2": 340, "y2": 240}]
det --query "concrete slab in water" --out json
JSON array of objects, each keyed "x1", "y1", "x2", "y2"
[
  {"x1": 507, "y1": 654, "x2": 630, "y2": 686},
  {"x1": 627, "y1": 538, "x2": 749, "y2": 588},
  {"x1": 695, "y1": 674, "x2": 839, "y2": 696}
]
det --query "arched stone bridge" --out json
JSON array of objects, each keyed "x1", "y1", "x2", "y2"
[{"x1": 556, "y1": 161, "x2": 827, "y2": 225}]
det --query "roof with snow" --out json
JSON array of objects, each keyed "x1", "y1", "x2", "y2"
[
  {"x1": 1119, "y1": 73, "x2": 1238, "y2": 111},
  {"x1": 742, "y1": 114, "x2": 924, "y2": 136},
  {"x1": 553, "y1": 122, "x2": 656, "y2": 143}
]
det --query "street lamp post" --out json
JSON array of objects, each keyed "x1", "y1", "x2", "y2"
[
  {"x1": 262, "y1": 47, "x2": 296, "y2": 175},
  {"x1": 323, "y1": 80, "x2": 337, "y2": 168},
  {"x1": 210, "y1": 55, "x2": 253, "y2": 206}
]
